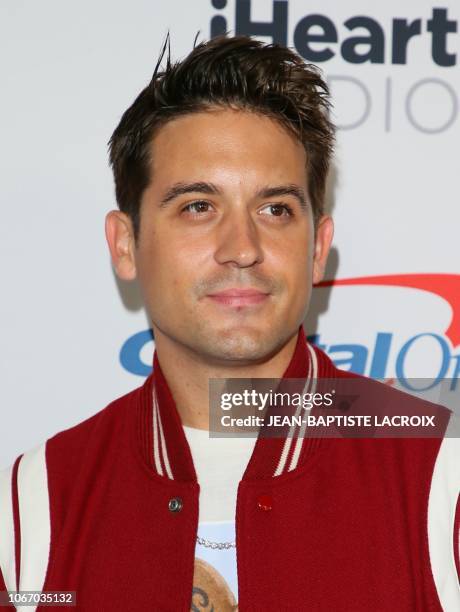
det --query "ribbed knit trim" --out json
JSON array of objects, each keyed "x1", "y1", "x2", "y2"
[{"x1": 136, "y1": 326, "x2": 336, "y2": 482}]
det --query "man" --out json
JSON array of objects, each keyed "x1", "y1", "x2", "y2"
[{"x1": 0, "y1": 34, "x2": 459, "y2": 611}]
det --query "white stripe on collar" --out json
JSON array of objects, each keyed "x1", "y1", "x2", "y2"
[
  {"x1": 273, "y1": 343, "x2": 318, "y2": 477},
  {"x1": 156, "y1": 389, "x2": 174, "y2": 479},
  {"x1": 152, "y1": 342, "x2": 318, "y2": 481},
  {"x1": 152, "y1": 384, "x2": 174, "y2": 479},
  {"x1": 288, "y1": 343, "x2": 318, "y2": 473}
]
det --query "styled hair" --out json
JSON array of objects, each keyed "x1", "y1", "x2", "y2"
[{"x1": 108, "y1": 34, "x2": 335, "y2": 243}]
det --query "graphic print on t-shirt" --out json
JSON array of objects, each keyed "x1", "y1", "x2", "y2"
[{"x1": 191, "y1": 521, "x2": 238, "y2": 611}]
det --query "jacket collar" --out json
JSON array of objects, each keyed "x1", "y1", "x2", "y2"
[{"x1": 136, "y1": 325, "x2": 335, "y2": 483}]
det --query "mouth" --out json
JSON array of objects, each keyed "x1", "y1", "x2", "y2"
[{"x1": 206, "y1": 288, "x2": 271, "y2": 308}]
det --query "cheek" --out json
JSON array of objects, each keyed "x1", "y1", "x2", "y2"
[
  {"x1": 168, "y1": 238, "x2": 210, "y2": 280},
  {"x1": 267, "y1": 235, "x2": 312, "y2": 279},
  {"x1": 138, "y1": 234, "x2": 209, "y2": 294}
]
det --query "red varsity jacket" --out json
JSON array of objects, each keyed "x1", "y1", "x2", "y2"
[{"x1": 1, "y1": 326, "x2": 459, "y2": 611}]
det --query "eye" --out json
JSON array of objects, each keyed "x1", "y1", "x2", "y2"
[
  {"x1": 259, "y1": 203, "x2": 294, "y2": 218},
  {"x1": 181, "y1": 200, "x2": 213, "y2": 215}
]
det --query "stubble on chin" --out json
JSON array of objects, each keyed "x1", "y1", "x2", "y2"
[{"x1": 187, "y1": 319, "x2": 287, "y2": 364}]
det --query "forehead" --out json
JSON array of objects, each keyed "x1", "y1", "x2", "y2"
[{"x1": 148, "y1": 108, "x2": 307, "y2": 186}]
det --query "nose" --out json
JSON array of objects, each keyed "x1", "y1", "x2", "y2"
[{"x1": 213, "y1": 208, "x2": 264, "y2": 268}]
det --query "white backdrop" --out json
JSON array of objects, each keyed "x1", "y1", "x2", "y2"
[{"x1": 1, "y1": 0, "x2": 459, "y2": 468}]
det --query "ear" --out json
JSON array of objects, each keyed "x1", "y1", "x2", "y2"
[
  {"x1": 105, "y1": 210, "x2": 137, "y2": 281},
  {"x1": 312, "y1": 215, "x2": 334, "y2": 285}
]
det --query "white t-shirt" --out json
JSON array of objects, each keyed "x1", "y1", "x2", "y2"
[{"x1": 183, "y1": 425, "x2": 257, "y2": 607}]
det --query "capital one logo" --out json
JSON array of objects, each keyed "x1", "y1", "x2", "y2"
[
  {"x1": 119, "y1": 274, "x2": 460, "y2": 390},
  {"x1": 210, "y1": 0, "x2": 458, "y2": 66},
  {"x1": 309, "y1": 274, "x2": 460, "y2": 391}
]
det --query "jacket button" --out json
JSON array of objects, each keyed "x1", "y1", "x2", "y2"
[
  {"x1": 257, "y1": 494, "x2": 273, "y2": 511},
  {"x1": 168, "y1": 497, "x2": 183, "y2": 513}
]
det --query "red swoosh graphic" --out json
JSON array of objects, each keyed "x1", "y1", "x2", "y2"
[{"x1": 315, "y1": 274, "x2": 460, "y2": 348}]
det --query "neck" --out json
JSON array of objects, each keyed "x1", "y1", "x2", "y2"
[{"x1": 152, "y1": 327, "x2": 302, "y2": 430}]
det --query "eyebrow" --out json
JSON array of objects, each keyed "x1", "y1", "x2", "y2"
[{"x1": 159, "y1": 181, "x2": 308, "y2": 210}]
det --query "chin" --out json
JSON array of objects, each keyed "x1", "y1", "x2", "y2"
[{"x1": 198, "y1": 325, "x2": 281, "y2": 362}]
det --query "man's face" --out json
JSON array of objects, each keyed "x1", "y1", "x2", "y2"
[{"x1": 108, "y1": 108, "x2": 333, "y2": 364}]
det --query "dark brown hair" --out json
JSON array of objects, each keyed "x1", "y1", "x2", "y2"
[{"x1": 108, "y1": 34, "x2": 335, "y2": 243}]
